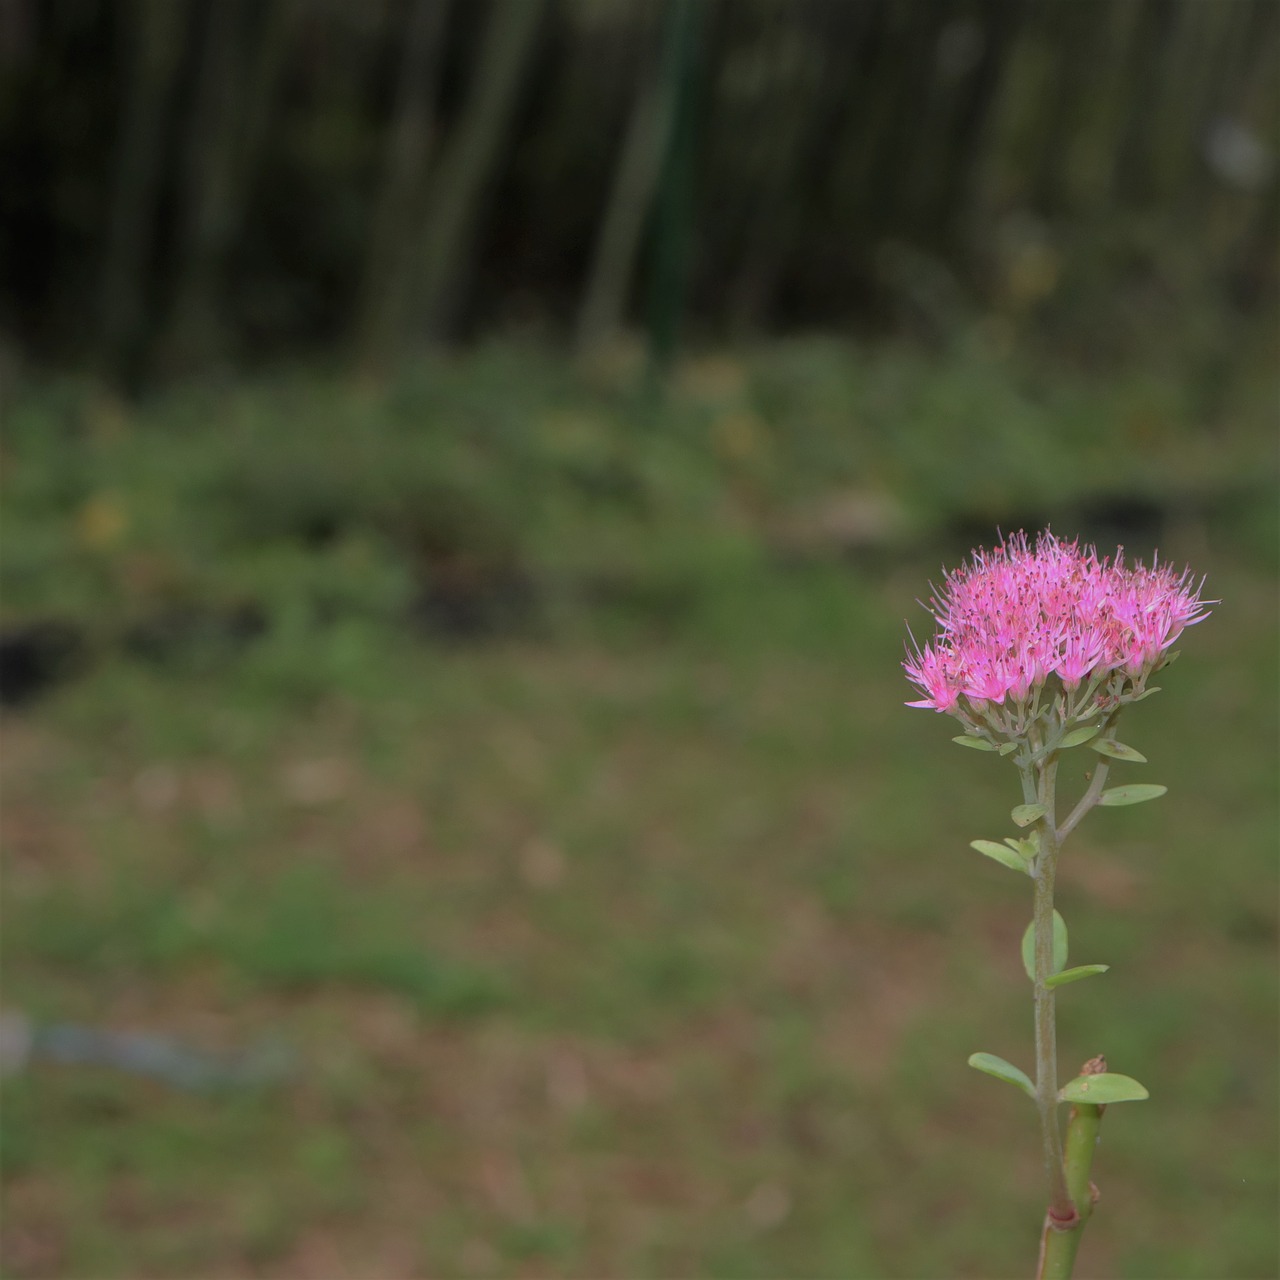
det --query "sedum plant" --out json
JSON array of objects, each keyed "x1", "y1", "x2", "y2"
[{"x1": 903, "y1": 530, "x2": 1211, "y2": 1280}]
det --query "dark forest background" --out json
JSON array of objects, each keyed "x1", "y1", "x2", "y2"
[{"x1": 4, "y1": 0, "x2": 1277, "y2": 386}]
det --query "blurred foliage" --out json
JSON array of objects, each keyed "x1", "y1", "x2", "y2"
[{"x1": 3, "y1": 336, "x2": 1275, "y2": 675}]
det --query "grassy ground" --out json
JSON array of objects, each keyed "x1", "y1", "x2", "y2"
[{"x1": 1, "y1": 340, "x2": 1277, "y2": 1278}]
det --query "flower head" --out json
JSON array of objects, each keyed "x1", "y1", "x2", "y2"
[{"x1": 903, "y1": 531, "x2": 1211, "y2": 717}]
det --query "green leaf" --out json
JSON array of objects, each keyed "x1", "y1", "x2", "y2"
[
  {"x1": 1059, "y1": 725, "x2": 1100, "y2": 749},
  {"x1": 1092, "y1": 740, "x2": 1148, "y2": 763},
  {"x1": 953, "y1": 735, "x2": 997, "y2": 751},
  {"x1": 1011, "y1": 803, "x2": 1047, "y2": 827},
  {"x1": 1003, "y1": 833, "x2": 1039, "y2": 860},
  {"x1": 1046, "y1": 964, "x2": 1110, "y2": 989},
  {"x1": 998, "y1": 742, "x2": 1018, "y2": 756},
  {"x1": 970, "y1": 839, "x2": 1032, "y2": 875},
  {"x1": 968, "y1": 1052, "x2": 1036, "y2": 1100},
  {"x1": 1059, "y1": 1073, "x2": 1149, "y2": 1104},
  {"x1": 1097, "y1": 784, "x2": 1168, "y2": 807},
  {"x1": 1021, "y1": 911, "x2": 1068, "y2": 981}
]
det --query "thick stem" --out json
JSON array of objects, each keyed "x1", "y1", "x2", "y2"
[
  {"x1": 1027, "y1": 757, "x2": 1075, "y2": 1225},
  {"x1": 1023, "y1": 707, "x2": 1131, "y2": 1277},
  {"x1": 1038, "y1": 1057, "x2": 1108, "y2": 1280}
]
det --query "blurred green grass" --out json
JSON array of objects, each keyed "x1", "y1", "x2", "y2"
[
  {"x1": 3, "y1": 335, "x2": 1275, "y2": 641},
  {"x1": 1, "y1": 339, "x2": 1276, "y2": 1278}
]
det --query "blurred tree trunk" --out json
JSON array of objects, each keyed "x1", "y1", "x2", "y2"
[
  {"x1": 162, "y1": 0, "x2": 295, "y2": 372},
  {"x1": 98, "y1": 0, "x2": 188, "y2": 383},
  {"x1": 726, "y1": 1, "x2": 872, "y2": 337},
  {"x1": 160, "y1": 0, "x2": 245, "y2": 371},
  {"x1": 354, "y1": 0, "x2": 453, "y2": 375},
  {"x1": 1076, "y1": 0, "x2": 1145, "y2": 215},
  {"x1": 1144, "y1": 1, "x2": 1211, "y2": 205},
  {"x1": 646, "y1": 0, "x2": 705, "y2": 381},
  {"x1": 1030, "y1": 0, "x2": 1095, "y2": 215},
  {"x1": 573, "y1": 9, "x2": 671, "y2": 358},
  {"x1": 943, "y1": 0, "x2": 1024, "y2": 238},
  {"x1": 231, "y1": 0, "x2": 298, "y2": 210},
  {"x1": 842, "y1": 0, "x2": 935, "y2": 240},
  {"x1": 733, "y1": 0, "x2": 893, "y2": 334},
  {"x1": 1200, "y1": 0, "x2": 1280, "y2": 240},
  {"x1": 1110, "y1": 0, "x2": 1177, "y2": 206},
  {"x1": 904, "y1": 0, "x2": 1023, "y2": 251},
  {"x1": 415, "y1": 0, "x2": 547, "y2": 341}
]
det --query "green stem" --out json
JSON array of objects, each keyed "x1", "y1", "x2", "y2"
[
  {"x1": 1030, "y1": 754, "x2": 1074, "y2": 1226},
  {"x1": 1057, "y1": 757, "x2": 1109, "y2": 842},
  {"x1": 1058, "y1": 708, "x2": 1123, "y2": 841},
  {"x1": 1021, "y1": 708, "x2": 1130, "y2": 1276},
  {"x1": 1038, "y1": 1059, "x2": 1108, "y2": 1279}
]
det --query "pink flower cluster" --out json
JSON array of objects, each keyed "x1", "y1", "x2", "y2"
[{"x1": 904, "y1": 531, "x2": 1210, "y2": 714}]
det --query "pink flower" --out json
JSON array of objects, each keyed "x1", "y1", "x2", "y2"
[
  {"x1": 904, "y1": 639, "x2": 961, "y2": 712},
  {"x1": 903, "y1": 531, "x2": 1211, "y2": 713}
]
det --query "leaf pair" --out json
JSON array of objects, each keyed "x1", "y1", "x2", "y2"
[
  {"x1": 970, "y1": 788, "x2": 1167, "y2": 876},
  {"x1": 969, "y1": 800, "x2": 1049, "y2": 875},
  {"x1": 967, "y1": 1053, "x2": 1149, "y2": 1104},
  {"x1": 967, "y1": 1054, "x2": 1152, "y2": 1105},
  {"x1": 1019, "y1": 911, "x2": 1109, "y2": 988}
]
